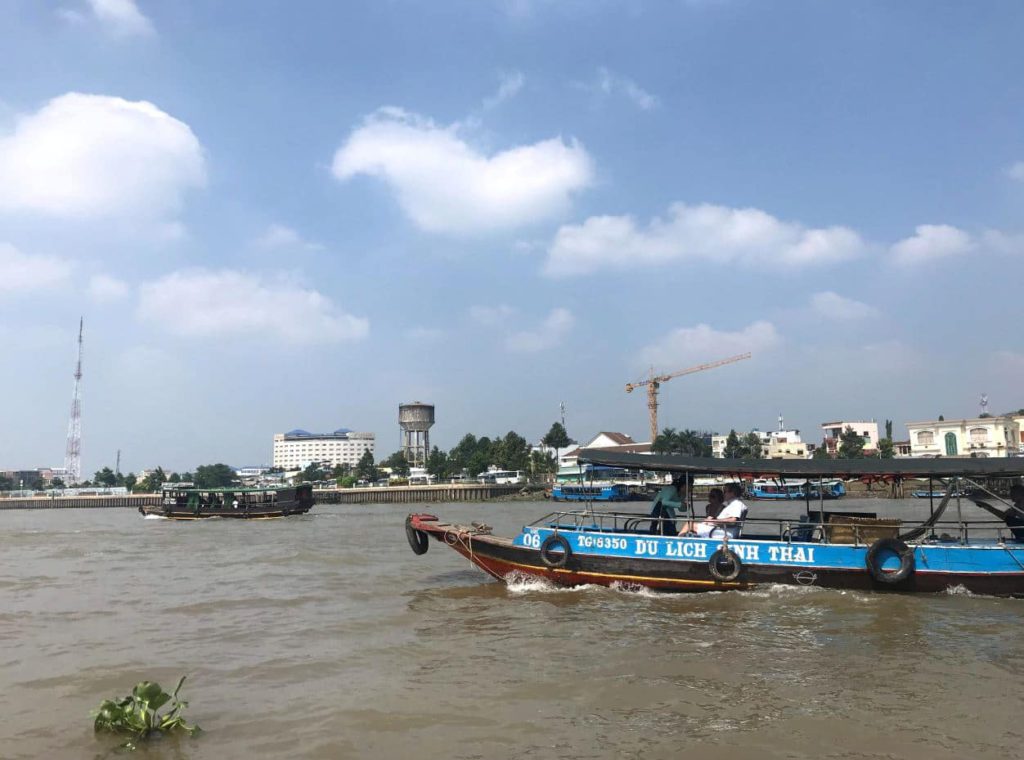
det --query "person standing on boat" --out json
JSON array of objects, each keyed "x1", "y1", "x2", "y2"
[
  {"x1": 649, "y1": 476, "x2": 685, "y2": 535},
  {"x1": 679, "y1": 483, "x2": 747, "y2": 538}
]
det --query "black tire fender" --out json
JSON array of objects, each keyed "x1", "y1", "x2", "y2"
[
  {"x1": 708, "y1": 548, "x2": 743, "y2": 582},
  {"x1": 540, "y1": 534, "x2": 572, "y2": 568},
  {"x1": 405, "y1": 515, "x2": 430, "y2": 556},
  {"x1": 866, "y1": 538, "x2": 914, "y2": 583}
]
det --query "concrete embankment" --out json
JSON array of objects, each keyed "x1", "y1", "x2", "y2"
[
  {"x1": 0, "y1": 484, "x2": 535, "y2": 509},
  {"x1": 314, "y1": 483, "x2": 532, "y2": 504},
  {"x1": 0, "y1": 495, "x2": 160, "y2": 510}
]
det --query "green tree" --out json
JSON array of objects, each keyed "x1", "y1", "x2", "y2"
[
  {"x1": 296, "y1": 461, "x2": 329, "y2": 483},
  {"x1": 878, "y1": 438, "x2": 895, "y2": 459},
  {"x1": 653, "y1": 427, "x2": 711, "y2": 456},
  {"x1": 812, "y1": 445, "x2": 830, "y2": 460},
  {"x1": 497, "y1": 431, "x2": 531, "y2": 471},
  {"x1": 885, "y1": 419, "x2": 893, "y2": 439},
  {"x1": 0, "y1": 474, "x2": 13, "y2": 491},
  {"x1": 330, "y1": 463, "x2": 351, "y2": 479},
  {"x1": 123, "y1": 473, "x2": 137, "y2": 491},
  {"x1": 50, "y1": 477, "x2": 66, "y2": 489},
  {"x1": 467, "y1": 436, "x2": 493, "y2": 478},
  {"x1": 426, "y1": 446, "x2": 450, "y2": 480},
  {"x1": 740, "y1": 432, "x2": 764, "y2": 459},
  {"x1": 356, "y1": 450, "x2": 377, "y2": 481},
  {"x1": 382, "y1": 450, "x2": 411, "y2": 476},
  {"x1": 542, "y1": 422, "x2": 572, "y2": 451},
  {"x1": 94, "y1": 467, "x2": 118, "y2": 487},
  {"x1": 723, "y1": 430, "x2": 743, "y2": 458},
  {"x1": 838, "y1": 426, "x2": 865, "y2": 458},
  {"x1": 530, "y1": 449, "x2": 557, "y2": 479},
  {"x1": 138, "y1": 467, "x2": 166, "y2": 493},
  {"x1": 194, "y1": 464, "x2": 237, "y2": 488},
  {"x1": 447, "y1": 433, "x2": 479, "y2": 474}
]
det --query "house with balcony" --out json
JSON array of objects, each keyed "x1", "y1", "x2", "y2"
[{"x1": 907, "y1": 416, "x2": 1020, "y2": 458}]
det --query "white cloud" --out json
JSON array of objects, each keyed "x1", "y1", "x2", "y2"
[
  {"x1": 982, "y1": 229, "x2": 1024, "y2": 256},
  {"x1": 545, "y1": 203, "x2": 865, "y2": 276},
  {"x1": 590, "y1": 67, "x2": 659, "y2": 110},
  {"x1": 137, "y1": 269, "x2": 369, "y2": 345},
  {"x1": 84, "y1": 0, "x2": 154, "y2": 37},
  {"x1": 407, "y1": 326, "x2": 445, "y2": 342},
  {"x1": 638, "y1": 321, "x2": 779, "y2": 369},
  {"x1": 469, "y1": 304, "x2": 516, "y2": 325},
  {"x1": 0, "y1": 93, "x2": 204, "y2": 220},
  {"x1": 1006, "y1": 161, "x2": 1024, "y2": 182},
  {"x1": 331, "y1": 108, "x2": 593, "y2": 234},
  {"x1": 482, "y1": 71, "x2": 525, "y2": 110},
  {"x1": 890, "y1": 224, "x2": 974, "y2": 266},
  {"x1": 809, "y1": 291, "x2": 880, "y2": 321},
  {"x1": 253, "y1": 224, "x2": 324, "y2": 251},
  {"x1": 506, "y1": 308, "x2": 575, "y2": 352},
  {"x1": 87, "y1": 274, "x2": 129, "y2": 302},
  {"x1": 0, "y1": 242, "x2": 73, "y2": 293}
]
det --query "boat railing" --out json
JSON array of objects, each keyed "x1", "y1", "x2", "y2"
[{"x1": 530, "y1": 509, "x2": 1017, "y2": 546}]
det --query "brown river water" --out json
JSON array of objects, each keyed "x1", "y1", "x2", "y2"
[{"x1": 2, "y1": 499, "x2": 1024, "y2": 759}]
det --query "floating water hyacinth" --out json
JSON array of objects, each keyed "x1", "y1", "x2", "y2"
[{"x1": 92, "y1": 676, "x2": 200, "y2": 751}]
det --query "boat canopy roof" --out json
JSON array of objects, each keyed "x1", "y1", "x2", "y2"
[{"x1": 577, "y1": 449, "x2": 1024, "y2": 479}]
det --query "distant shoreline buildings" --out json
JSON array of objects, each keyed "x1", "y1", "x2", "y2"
[{"x1": 272, "y1": 428, "x2": 375, "y2": 470}]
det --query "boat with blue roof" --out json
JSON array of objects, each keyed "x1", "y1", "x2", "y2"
[{"x1": 406, "y1": 451, "x2": 1024, "y2": 597}]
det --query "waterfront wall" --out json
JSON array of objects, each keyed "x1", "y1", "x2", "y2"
[
  {"x1": 0, "y1": 495, "x2": 160, "y2": 510},
  {"x1": 314, "y1": 484, "x2": 526, "y2": 504},
  {"x1": 0, "y1": 484, "x2": 527, "y2": 509}
]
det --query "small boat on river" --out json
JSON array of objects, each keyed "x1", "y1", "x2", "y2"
[
  {"x1": 406, "y1": 451, "x2": 1024, "y2": 596},
  {"x1": 140, "y1": 484, "x2": 314, "y2": 520},
  {"x1": 552, "y1": 483, "x2": 629, "y2": 502}
]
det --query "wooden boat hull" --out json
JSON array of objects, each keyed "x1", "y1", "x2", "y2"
[
  {"x1": 408, "y1": 514, "x2": 1024, "y2": 597},
  {"x1": 140, "y1": 505, "x2": 311, "y2": 520}
]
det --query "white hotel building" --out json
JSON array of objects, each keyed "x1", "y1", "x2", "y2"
[{"x1": 272, "y1": 429, "x2": 375, "y2": 470}]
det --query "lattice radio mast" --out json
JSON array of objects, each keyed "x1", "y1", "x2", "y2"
[{"x1": 64, "y1": 318, "x2": 83, "y2": 484}]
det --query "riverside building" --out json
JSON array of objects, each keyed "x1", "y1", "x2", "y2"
[
  {"x1": 907, "y1": 416, "x2": 1020, "y2": 458},
  {"x1": 272, "y1": 429, "x2": 375, "y2": 470}
]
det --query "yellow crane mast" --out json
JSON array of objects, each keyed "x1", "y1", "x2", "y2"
[{"x1": 625, "y1": 353, "x2": 752, "y2": 443}]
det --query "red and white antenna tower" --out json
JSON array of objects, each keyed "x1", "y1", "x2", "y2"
[{"x1": 64, "y1": 318, "x2": 83, "y2": 484}]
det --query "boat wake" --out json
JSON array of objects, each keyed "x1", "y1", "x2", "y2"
[
  {"x1": 503, "y1": 571, "x2": 600, "y2": 595},
  {"x1": 142, "y1": 514, "x2": 169, "y2": 520}
]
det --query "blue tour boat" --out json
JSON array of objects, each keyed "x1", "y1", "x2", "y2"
[
  {"x1": 407, "y1": 451, "x2": 1024, "y2": 597},
  {"x1": 551, "y1": 483, "x2": 630, "y2": 502}
]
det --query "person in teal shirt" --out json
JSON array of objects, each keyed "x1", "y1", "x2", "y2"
[{"x1": 649, "y1": 476, "x2": 686, "y2": 535}]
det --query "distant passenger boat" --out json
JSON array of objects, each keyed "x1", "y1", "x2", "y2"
[
  {"x1": 749, "y1": 479, "x2": 806, "y2": 500},
  {"x1": 810, "y1": 480, "x2": 847, "y2": 499},
  {"x1": 552, "y1": 483, "x2": 629, "y2": 502},
  {"x1": 140, "y1": 484, "x2": 314, "y2": 520}
]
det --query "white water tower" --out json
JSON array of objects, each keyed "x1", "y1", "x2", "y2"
[{"x1": 399, "y1": 402, "x2": 435, "y2": 466}]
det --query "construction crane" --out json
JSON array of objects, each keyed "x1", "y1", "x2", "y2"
[{"x1": 626, "y1": 353, "x2": 752, "y2": 442}]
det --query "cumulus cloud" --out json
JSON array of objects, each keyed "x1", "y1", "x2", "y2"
[
  {"x1": 469, "y1": 304, "x2": 516, "y2": 325},
  {"x1": 506, "y1": 308, "x2": 575, "y2": 352},
  {"x1": 0, "y1": 93, "x2": 204, "y2": 220},
  {"x1": 84, "y1": 0, "x2": 154, "y2": 37},
  {"x1": 254, "y1": 224, "x2": 324, "y2": 251},
  {"x1": 137, "y1": 269, "x2": 369, "y2": 345},
  {"x1": 809, "y1": 291, "x2": 880, "y2": 321},
  {"x1": 982, "y1": 229, "x2": 1024, "y2": 256},
  {"x1": 87, "y1": 274, "x2": 129, "y2": 302},
  {"x1": 331, "y1": 108, "x2": 593, "y2": 234},
  {"x1": 586, "y1": 67, "x2": 659, "y2": 110},
  {"x1": 0, "y1": 242, "x2": 73, "y2": 293},
  {"x1": 638, "y1": 321, "x2": 779, "y2": 369},
  {"x1": 889, "y1": 224, "x2": 974, "y2": 266},
  {"x1": 482, "y1": 71, "x2": 525, "y2": 109},
  {"x1": 1006, "y1": 162, "x2": 1024, "y2": 182},
  {"x1": 545, "y1": 203, "x2": 865, "y2": 276}
]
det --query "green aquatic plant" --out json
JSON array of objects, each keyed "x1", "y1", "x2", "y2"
[{"x1": 93, "y1": 676, "x2": 200, "y2": 750}]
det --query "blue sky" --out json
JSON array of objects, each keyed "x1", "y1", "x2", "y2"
[{"x1": 1, "y1": 0, "x2": 1022, "y2": 473}]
